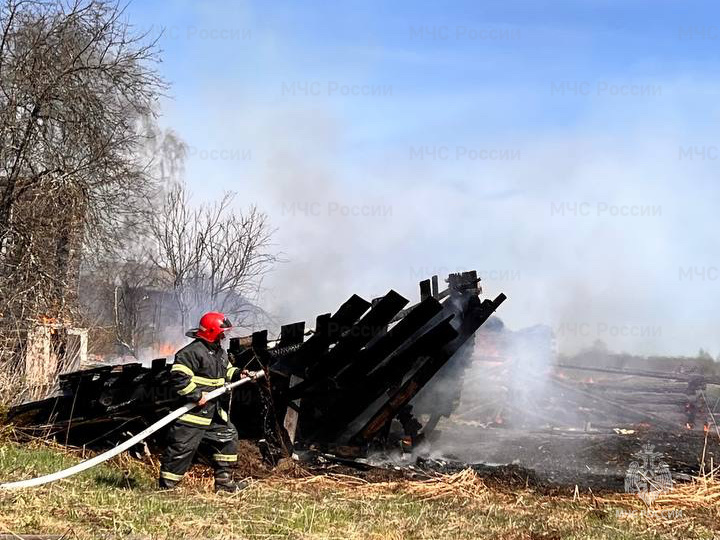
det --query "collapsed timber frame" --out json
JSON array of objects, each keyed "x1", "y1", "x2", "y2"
[{"x1": 9, "y1": 271, "x2": 506, "y2": 459}]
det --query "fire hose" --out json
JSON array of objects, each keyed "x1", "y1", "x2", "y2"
[{"x1": 0, "y1": 370, "x2": 265, "y2": 490}]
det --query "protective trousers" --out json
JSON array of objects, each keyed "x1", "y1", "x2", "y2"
[{"x1": 159, "y1": 422, "x2": 238, "y2": 488}]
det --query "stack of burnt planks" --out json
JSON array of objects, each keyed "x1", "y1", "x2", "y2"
[
  {"x1": 8, "y1": 358, "x2": 175, "y2": 445},
  {"x1": 230, "y1": 271, "x2": 506, "y2": 455}
]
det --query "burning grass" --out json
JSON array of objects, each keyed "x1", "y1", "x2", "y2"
[{"x1": 0, "y1": 439, "x2": 719, "y2": 539}]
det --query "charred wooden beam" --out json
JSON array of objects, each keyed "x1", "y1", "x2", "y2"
[
  {"x1": 306, "y1": 316, "x2": 457, "y2": 443},
  {"x1": 334, "y1": 296, "x2": 444, "y2": 385},
  {"x1": 306, "y1": 290, "x2": 408, "y2": 380},
  {"x1": 349, "y1": 293, "x2": 506, "y2": 445},
  {"x1": 431, "y1": 275, "x2": 439, "y2": 299}
]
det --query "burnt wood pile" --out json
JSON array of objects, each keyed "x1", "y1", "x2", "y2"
[
  {"x1": 8, "y1": 271, "x2": 506, "y2": 458},
  {"x1": 444, "y1": 324, "x2": 717, "y2": 434},
  {"x1": 550, "y1": 364, "x2": 716, "y2": 431}
]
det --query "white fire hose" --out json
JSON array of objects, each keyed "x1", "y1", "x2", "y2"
[{"x1": 0, "y1": 371, "x2": 265, "y2": 490}]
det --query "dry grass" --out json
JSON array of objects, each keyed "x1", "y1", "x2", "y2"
[
  {"x1": 594, "y1": 431, "x2": 720, "y2": 537},
  {"x1": 589, "y1": 472, "x2": 720, "y2": 538},
  {"x1": 271, "y1": 468, "x2": 491, "y2": 502},
  {"x1": 0, "y1": 438, "x2": 719, "y2": 539},
  {"x1": 654, "y1": 468, "x2": 720, "y2": 509},
  {"x1": 0, "y1": 360, "x2": 47, "y2": 406},
  {"x1": 0, "y1": 368, "x2": 17, "y2": 408}
]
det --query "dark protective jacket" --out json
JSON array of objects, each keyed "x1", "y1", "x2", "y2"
[{"x1": 169, "y1": 339, "x2": 241, "y2": 428}]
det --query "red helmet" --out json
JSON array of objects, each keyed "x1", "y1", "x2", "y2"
[{"x1": 192, "y1": 312, "x2": 233, "y2": 343}]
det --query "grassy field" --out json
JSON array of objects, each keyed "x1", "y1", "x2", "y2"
[{"x1": 0, "y1": 436, "x2": 718, "y2": 539}]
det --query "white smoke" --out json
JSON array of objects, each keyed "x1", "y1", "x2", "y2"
[{"x1": 166, "y1": 75, "x2": 719, "y2": 358}]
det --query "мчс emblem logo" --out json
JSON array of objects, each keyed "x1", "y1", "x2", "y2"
[{"x1": 624, "y1": 444, "x2": 673, "y2": 506}]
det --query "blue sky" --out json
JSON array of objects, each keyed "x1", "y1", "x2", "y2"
[{"x1": 127, "y1": 1, "x2": 720, "y2": 356}]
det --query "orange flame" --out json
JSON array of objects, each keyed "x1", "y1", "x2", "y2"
[{"x1": 154, "y1": 342, "x2": 177, "y2": 357}]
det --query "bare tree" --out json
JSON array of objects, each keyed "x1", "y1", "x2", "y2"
[
  {"x1": 77, "y1": 122, "x2": 188, "y2": 357},
  {"x1": 151, "y1": 182, "x2": 277, "y2": 330},
  {"x1": 141, "y1": 118, "x2": 187, "y2": 188},
  {"x1": 0, "y1": 0, "x2": 165, "y2": 399},
  {"x1": 0, "y1": 0, "x2": 166, "y2": 321}
]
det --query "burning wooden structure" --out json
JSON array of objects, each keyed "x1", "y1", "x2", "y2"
[{"x1": 8, "y1": 271, "x2": 506, "y2": 458}]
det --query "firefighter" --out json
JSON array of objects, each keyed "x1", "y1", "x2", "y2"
[{"x1": 159, "y1": 312, "x2": 251, "y2": 492}]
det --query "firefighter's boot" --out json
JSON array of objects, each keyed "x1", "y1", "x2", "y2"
[{"x1": 214, "y1": 471, "x2": 248, "y2": 493}]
